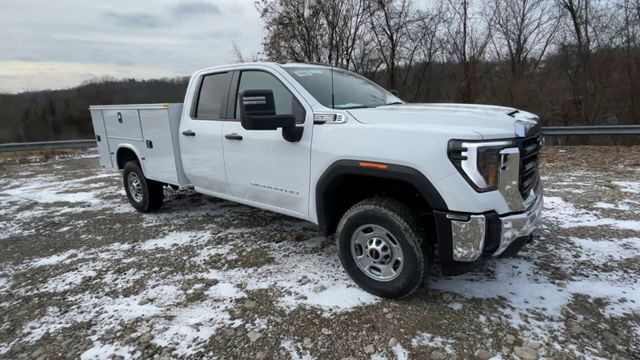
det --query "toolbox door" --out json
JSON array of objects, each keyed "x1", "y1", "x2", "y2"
[
  {"x1": 103, "y1": 109, "x2": 143, "y2": 141},
  {"x1": 139, "y1": 109, "x2": 179, "y2": 184},
  {"x1": 89, "y1": 109, "x2": 113, "y2": 167}
]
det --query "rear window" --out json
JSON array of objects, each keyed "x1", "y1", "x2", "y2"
[{"x1": 195, "y1": 72, "x2": 231, "y2": 119}]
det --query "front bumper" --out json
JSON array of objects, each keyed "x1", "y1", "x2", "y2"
[{"x1": 433, "y1": 181, "x2": 543, "y2": 275}]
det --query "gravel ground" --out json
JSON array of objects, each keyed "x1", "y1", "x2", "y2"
[{"x1": 0, "y1": 146, "x2": 639, "y2": 360}]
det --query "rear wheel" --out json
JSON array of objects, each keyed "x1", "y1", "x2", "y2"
[
  {"x1": 336, "y1": 198, "x2": 427, "y2": 299},
  {"x1": 123, "y1": 161, "x2": 163, "y2": 212}
]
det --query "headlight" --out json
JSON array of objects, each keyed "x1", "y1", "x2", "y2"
[{"x1": 448, "y1": 139, "x2": 515, "y2": 192}]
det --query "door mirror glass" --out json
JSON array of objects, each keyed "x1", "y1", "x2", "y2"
[{"x1": 239, "y1": 90, "x2": 296, "y2": 130}]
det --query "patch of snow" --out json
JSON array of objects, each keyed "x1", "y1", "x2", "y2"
[
  {"x1": 612, "y1": 180, "x2": 640, "y2": 193},
  {"x1": 432, "y1": 257, "x2": 640, "y2": 338},
  {"x1": 22, "y1": 306, "x2": 79, "y2": 343},
  {"x1": 32, "y1": 263, "x2": 99, "y2": 294},
  {"x1": 448, "y1": 302, "x2": 463, "y2": 311},
  {"x1": 411, "y1": 332, "x2": 456, "y2": 354},
  {"x1": 544, "y1": 196, "x2": 640, "y2": 230},
  {"x1": 0, "y1": 276, "x2": 11, "y2": 294},
  {"x1": 80, "y1": 341, "x2": 138, "y2": 360},
  {"x1": 593, "y1": 202, "x2": 632, "y2": 211},
  {"x1": 571, "y1": 237, "x2": 640, "y2": 263},
  {"x1": 191, "y1": 243, "x2": 236, "y2": 263},
  {"x1": 139, "y1": 230, "x2": 211, "y2": 250},
  {"x1": 391, "y1": 343, "x2": 409, "y2": 360},
  {"x1": 79, "y1": 154, "x2": 100, "y2": 159},
  {"x1": 0, "y1": 341, "x2": 15, "y2": 355},
  {"x1": 30, "y1": 250, "x2": 80, "y2": 267},
  {"x1": 279, "y1": 282, "x2": 377, "y2": 312},
  {"x1": 151, "y1": 304, "x2": 237, "y2": 357},
  {"x1": 0, "y1": 221, "x2": 35, "y2": 240}
]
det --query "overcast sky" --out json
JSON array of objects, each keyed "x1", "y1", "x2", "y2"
[{"x1": 0, "y1": 0, "x2": 264, "y2": 93}]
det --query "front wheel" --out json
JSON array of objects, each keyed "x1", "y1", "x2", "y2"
[
  {"x1": 336, "y1": 198, "x2": 427, "y2": 299},
  {"x1": 123, "y1": 161, "x2": 164, "y2": 212}
]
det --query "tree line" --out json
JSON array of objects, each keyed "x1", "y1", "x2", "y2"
[
  {"x1": 0, "y1": 78, "x2": 188, "y2": 143},
  {"x1": 2, "y1": 0, "x2": 640, "y2": 144},
  {"x1": 257, "y1": 0, "x2": 640, "y2": 143}
]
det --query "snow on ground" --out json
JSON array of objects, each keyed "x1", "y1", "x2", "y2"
[
  {"x1": 3, "y1": 226, "x2": 378, "y2": 356},
  {"x1": 281, "y1": 339, "x2": 315, "y2": 360},
  {"x1": 613, "y1": 180, "x2": 640, "y2": 194},
  {"x1": 0, "y1": 149, "x2": 639, "y2": 359},
  {"x1": 411, "y1": 333, "x2": 456, "y2": 354},
  {"x1": 594, "y1": 201, "x2": 632, "y2": 211},
  {"x1": 543, "y1": 195, "x2": 640, "y2": 230}
]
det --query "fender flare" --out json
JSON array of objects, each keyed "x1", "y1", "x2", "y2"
[
  {"x1": 116, "y1": 144, "x2": 145, "y2": 172},
  {"x1": 315, "y1": 159, "x2": 449, "y2": 235}
]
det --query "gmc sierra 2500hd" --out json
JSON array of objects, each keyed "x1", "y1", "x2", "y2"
[{"x1": 90, "y1": 62, "x2": 543, "y2": 299}]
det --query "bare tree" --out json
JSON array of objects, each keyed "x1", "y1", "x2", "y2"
[
  {"x1": 556, "y1": 0, "x2": 623, "y2": 123},
  {"x1": 257, "y1": 0, "x2": 372, "y2": 69},
  {"x1": 619, "y1": 0, "x2": 640, "y2": 122},
  {"x1": 232, "y1": 41, "x2": 261, "y2": 63},
  {"x1": 442, "y1": 0, "x2": 493, "y2": 102},
  {"x1": 367, "y1": 0, "x2": 416, "y2": 90},
  {"x1": 403, "y1": 2, "x2": 446, "y2": 100},
  {"x1": 258, "y1": 0, "x2": 325, "y2": 62},
  {"x1": 317, "y1": 0, "x2": 370, "y2": 68},
  {"x1": 488, "y1": 0, "x2": 560, "y2": 102}
]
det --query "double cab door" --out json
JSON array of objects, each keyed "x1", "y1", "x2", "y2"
[{"x1": 179, "y1": 67, "x2": 313, "y2": 219}]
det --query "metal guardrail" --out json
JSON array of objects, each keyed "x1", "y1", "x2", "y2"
[
  {"x1": 0, "y1": 125, "x2": 639, "y2": 152},
  {"x1": 542, "y1": 125, "x2": 640, "y2": 135},
  {"x1": 0, "y1": 139, "x2": 97, "y2": 152}
]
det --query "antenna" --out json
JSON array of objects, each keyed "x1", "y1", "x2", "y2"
[{"x1": 330, "y1": 65, "x2": 335, "y2": 110}]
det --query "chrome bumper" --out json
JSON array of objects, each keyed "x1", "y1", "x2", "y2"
[
  {"x1": 493, "y1": 183, "x2": 543, "y2": 256},
  {"x1": 450, "y1": 182, "x2": 543, "y2": 262}
]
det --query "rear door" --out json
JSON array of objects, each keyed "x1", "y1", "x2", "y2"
[
  {"x1": 179, "y1": 71, "x2": 232, "y2": 194},
  {"x1": 222, "y1": 69, "x2": 312, "y2": 218}
]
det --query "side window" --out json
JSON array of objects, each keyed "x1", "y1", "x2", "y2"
[
  {"x1": 194, "y1": 72, "x2": 231, "y2": 119},
  {"x1": 235, "y1": 71, "x2": 305, "y2": 124}
]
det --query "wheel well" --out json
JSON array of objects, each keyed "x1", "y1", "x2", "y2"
[
  {"x1": 116, "y1": 148, "x2": 138, "y2": 170},
  {"x1": 318, "y1": 174, "x2": 434, "y2": 237}
]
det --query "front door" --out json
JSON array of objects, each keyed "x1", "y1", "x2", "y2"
[
  {"x1": 179, "y1": 71, "x2": 231, "y2": 194},
  {"x1": 222, "y1": 69, "x2": 312, "y2": 218}
]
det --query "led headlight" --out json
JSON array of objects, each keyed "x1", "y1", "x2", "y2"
[{"x1": 448, "y1": 139, "x2": 515, "y2": 192}]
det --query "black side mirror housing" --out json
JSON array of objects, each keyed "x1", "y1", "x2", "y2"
[{"x1": 239, "y1": 90, "x2": 296, "y2": 130}]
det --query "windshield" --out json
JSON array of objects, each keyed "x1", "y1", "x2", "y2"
[{"x1": 284, "y1": 66, "x2": 402, "y2": 109}]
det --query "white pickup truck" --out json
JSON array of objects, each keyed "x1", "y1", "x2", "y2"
[{"x1": 90, "y1": 62, "x2": 543, "y2": 299}]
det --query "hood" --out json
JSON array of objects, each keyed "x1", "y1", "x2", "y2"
[{"x1": 347, "y1": 103, "x2": 539, "y2": 139}]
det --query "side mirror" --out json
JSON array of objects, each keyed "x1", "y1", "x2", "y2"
[{"x1": 239, "y1": 90, "x2": 296, "y2": 130}]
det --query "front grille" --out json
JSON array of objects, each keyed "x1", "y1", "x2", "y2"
[{"x1": 517, "y1": 133, "x2": 542, "y2": 199}]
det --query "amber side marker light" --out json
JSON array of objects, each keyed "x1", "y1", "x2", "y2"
[{"x1": 358, "y1": 161, "x2": 389, "y2": 170}]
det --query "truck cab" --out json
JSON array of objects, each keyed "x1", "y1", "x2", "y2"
[{"x1": 90, "y1": 62, "x2": 543, "y2": 299}]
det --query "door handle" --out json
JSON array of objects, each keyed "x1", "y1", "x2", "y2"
[
  {"x1": 225, "y1": 133, "x2": 243, "y2": 141},
  {"x1": 182, "y1": 130, "x2": 196, "y2": 136}
]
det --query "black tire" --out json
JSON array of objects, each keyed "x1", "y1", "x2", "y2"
[
  {"x1": 336, "y1": 197, "x2": 427, "y2": 299},
  {"x1": 123, "y1": 161, "x2": 164, "y2": 212}
]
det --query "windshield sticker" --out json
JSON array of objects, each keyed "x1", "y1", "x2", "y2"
[
  {"x1": 294, "y1": 70, "x2": 312, "y2": 77},
  {"x1": 309, "y1": 70, "x2": 324, "y2": 74}
]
